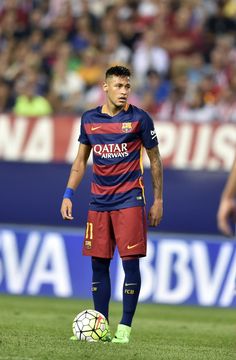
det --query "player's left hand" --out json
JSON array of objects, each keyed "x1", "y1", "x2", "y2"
[
  {"x1": 148, "y1": 199, "x2": 163, "y2": 227},
  {"x1": 217, "y1": 198, "x2": 236, "y2": 237}
]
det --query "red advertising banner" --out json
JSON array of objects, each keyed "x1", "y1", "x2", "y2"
[{"x1": 0, "y1": 115, "x2": 235, "y2": 170}]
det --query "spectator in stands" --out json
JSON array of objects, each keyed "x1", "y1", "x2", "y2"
[
  {"x1": 186, "y1": 52, "x2": 207, "y2": 88},
  {"x1": 136, "y1": 0, "x2": 159, "y2": 28},
  {"x1": 99, "y1": 4, "x2": 119, "y2": 38},
  {"x1": 206, "y1": 45, "x2": 230, "y2": 91},
  {"x1": 157, "y1": 85, "x2": 187, "y2": 122},
  {"x1": 0, "y1": 79, "x2": 14, "y2": 112},
  {"x1": 101, "y1": 31, "x2": 131, "y2": 67},
  {"x1": 132, "y1": 27, "x2": 170, "y2": 85},
  {"x1": 77, "y1": 46, "x2": 104, "y2": 88},
  {"x1": 13, "y1": 74, "x2": 53, "y2": 117},
  {"x1": 176, "y1": 86, "x2": 218, "y2": 122},
  {"x1": 216, "y1": 68, "x2": 236, "y2": 122},
  {"x1": 50, "y1": 43, "x2": 85, "y2": 113},
  {"x1": 0, "y1": 0, "x2": 30, "y2": 39},
  {"x1": 159, "y1": 4, "x2": 205, "y2": 60},
  {"x1": 198, "y1": 72, "x2": 222, "y2": 106},
  {"x1": 117, "y1": 15, "x2": 141, "y2": 51},
  {"x1": 70, "y1": 15, "x2": 95, "y2": 53},
  {"x1": 190, "y1": 0, "x2": 217, "y2": 30},
  {"x1": 139, "y1": 69, "x2": 171, "y2": 115},
  {"x1": 204, "y1": 0, "x2": 236, "y2": 59},
  {"x1": 213, "y1": 33, "x2": 236, "y2": 80}
]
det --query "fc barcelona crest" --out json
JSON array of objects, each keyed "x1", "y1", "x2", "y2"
[{"x1": 122, "y1": 122, "x2": 132, "y2": 133}]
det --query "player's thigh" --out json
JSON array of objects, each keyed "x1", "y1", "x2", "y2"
[
  {"x1": 83, "y1": 210, "x2": 115, "y2": 258},
  {"x1": 111, "y1": 206, "x2": 147, "y2": 257}
]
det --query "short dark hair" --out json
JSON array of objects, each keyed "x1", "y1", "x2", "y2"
[{"x1": 105, "y1": 65, "x2": 131, "y2": 78}]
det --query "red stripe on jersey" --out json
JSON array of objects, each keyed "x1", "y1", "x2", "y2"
[
  {"x1": 91, "y1": 178, "x2": 141, "y2": 195},
  {"x1": 84, "y1": 121, "x2": 140, "y2": 134},
  {"x1": 93, "y1": 159, "x2": 141, "y2": 176},
  {"x1": 126, "y1": 139, "x2": 142, "y2": 152}
]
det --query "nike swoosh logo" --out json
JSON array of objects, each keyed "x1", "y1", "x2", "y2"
[
  {"x1": 125, "y1": 283, "x2": 137, "y2": 287},
  {"x1": 92, "y1": 282, "x2": 100, "y2": 285},
  {"x1": 91, "y1": 126, "x2": 101, "y2": 131},
  {"x1": 127, "y1": 243, "x2": 139, "y2": 250}
]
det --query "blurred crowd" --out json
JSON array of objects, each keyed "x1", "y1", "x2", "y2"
[{"x1": 1, "y1": 0, "x2": 236, "y2": 122}]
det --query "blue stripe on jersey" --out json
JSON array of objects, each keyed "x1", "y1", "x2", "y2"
[
  {"x1": 93, "y1": 170, "x2": 141, "y2": 187},
  {"x1": 89, "y1": 188, "x2": 144, "y2": 211},
  {"x1": 93, "y1": 149, "x2": 140, "y2": 166}
]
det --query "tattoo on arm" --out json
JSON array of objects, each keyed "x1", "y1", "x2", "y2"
[{"x1": 146, "y1": 146, "x2": 163, "y2": 201}]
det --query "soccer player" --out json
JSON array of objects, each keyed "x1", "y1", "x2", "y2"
[
  {"x1": 217, "y1": 156, "x2": 236, "y2": 237},
  {"x1": 61, "y1": 65, "x2": 163, "y2": 343}
]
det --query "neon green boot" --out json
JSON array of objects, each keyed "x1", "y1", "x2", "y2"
[
  {"x1": 101, "y1": 330, "x2": 112, "y2": 342},
  {"x1": 112, "y1": 324, "x2": 131, "y2": 344}
]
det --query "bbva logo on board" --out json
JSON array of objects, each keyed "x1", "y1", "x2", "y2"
[
  {"x1": 115, "y1": 237, "x2": 236, "y2": 307},
  {"x1": 0, "y1": 229, "x2": 236, "y2": 307},
  {"x1": 0, "y1": 230, "x2": 72, "y2": 296}
]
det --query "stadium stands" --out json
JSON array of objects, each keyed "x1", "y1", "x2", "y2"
[{"x1": 0, "y1": 0, "x2": 235, "y2": 120}]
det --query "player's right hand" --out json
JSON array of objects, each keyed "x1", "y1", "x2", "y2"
[{"x1": 61, "y1": 198, "x2": 74, "y2": 220}]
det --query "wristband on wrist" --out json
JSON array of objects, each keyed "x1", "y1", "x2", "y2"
[{"x1": 63, "y1": 187, "x2": 74, "y2": 199}]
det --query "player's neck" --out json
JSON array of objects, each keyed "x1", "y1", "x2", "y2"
[{"x1": 102, "y1": 103, "x2": 128, "y2": 117}]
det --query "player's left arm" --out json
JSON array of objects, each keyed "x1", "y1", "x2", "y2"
[{"x1": 146, "y1": 145, "x2": 163, "y2": 227}]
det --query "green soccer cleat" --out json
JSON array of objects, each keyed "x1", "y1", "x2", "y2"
[
  {"x1": 112, "y1": 324, "x2": 131, "y2": 344},
  {"x1": 70, "y1": 335, "x2": 78, "y2": 341},
  {"x1": 101, "y1": 330, "x2": 112, "y2": 342}
]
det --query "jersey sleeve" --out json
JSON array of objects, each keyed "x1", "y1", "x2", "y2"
[
  {"x1": 78, "y1": 114, "x2": 90, "y2": 144},
  {"x1": 139, "y1": 110, "x2": 158, "y2": 149}
]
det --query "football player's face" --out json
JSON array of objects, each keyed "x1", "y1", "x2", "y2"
[{"x1": 103, "y1": 75, "x2": 131, "y2": 108}]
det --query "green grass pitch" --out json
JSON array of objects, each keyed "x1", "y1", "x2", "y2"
[{"x1": 0, "y1": 294, "x2": 235, "y2": 360}]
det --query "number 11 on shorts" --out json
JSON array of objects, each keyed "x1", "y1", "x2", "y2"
[{"x1": 86, "y1": 222, "x2": 93, "y2": 240}]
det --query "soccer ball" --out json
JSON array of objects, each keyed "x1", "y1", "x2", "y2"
[{"x1": 72, "y1": 309, "x2": 109, "y2": 342}]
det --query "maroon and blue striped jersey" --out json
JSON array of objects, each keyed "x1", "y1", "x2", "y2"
[{"x1": 79, "y1": 104, "x2": 158, "y2": 211}]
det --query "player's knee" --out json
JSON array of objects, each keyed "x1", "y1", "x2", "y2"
[
  {"x1": 92, "y1": 257, "x2": 110, "y2": 274},
  {"x1": 122, "y1": 258, "x2": 140, "y2": 276}
]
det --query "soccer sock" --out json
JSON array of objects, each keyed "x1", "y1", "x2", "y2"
[
  {"x1": 91, "y1": 257, "x2": 111, "y2": 322},
  {"x1": 120, "y1": 258, "x2": 141, "y2": 327}
]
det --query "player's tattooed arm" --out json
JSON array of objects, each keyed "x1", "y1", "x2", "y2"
[{"x1": 146, "y1": 145, "x2": 163, "y2": 227}]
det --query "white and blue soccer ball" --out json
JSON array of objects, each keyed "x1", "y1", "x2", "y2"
[{"x1": 72, "y1": 309, "x2": 109, "y2": 342}]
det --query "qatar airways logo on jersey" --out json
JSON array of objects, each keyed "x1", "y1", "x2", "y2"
[{"x1": 93, "y1": 143, "x2": 129, "y2": 159}]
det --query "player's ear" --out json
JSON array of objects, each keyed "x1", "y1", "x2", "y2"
[{"x1": 103, "y1": 81, "x2": 108, "y2": 92}]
